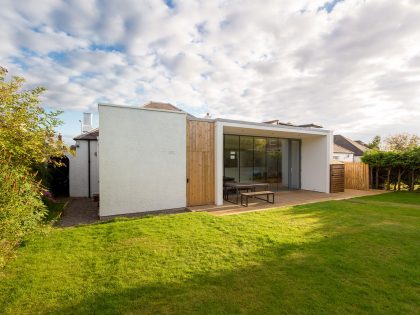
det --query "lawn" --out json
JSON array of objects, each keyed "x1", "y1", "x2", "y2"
[{"x1": 0, "y1": 192, "x2": 419, "y2": 314}]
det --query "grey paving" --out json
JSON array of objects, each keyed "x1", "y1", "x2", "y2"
[{"x1": 59, "y1": 198, "x2": 99, "y2": 227}]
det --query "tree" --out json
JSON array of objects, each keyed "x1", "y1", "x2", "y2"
[
  {"x1": 361, "y1": 150, "x2": 385, "y2": 189},
  {"x1": 405, "y1": 147, "x2": 420, "y2": 191},
  {"x1": 0, "y1": 67, "x2": 66, "y2": 266},
  {"x1": 0, "y1": 67, "x2": 64, "y2": 168},
  {"x1": 368, "y1": 135, "x2": 381, "y2": 150},
  {"x1": 390, "y1": 151, "x2": 409, "y2": 191},
  {"x1": 384, "y1": 133, "x2": 419, "y2": 151}
]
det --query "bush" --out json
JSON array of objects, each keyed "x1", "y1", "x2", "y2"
[
  {"x1": 362, "y1": 147, "x2": 420, "y2": 190},
  {"x1": 0, "y1": 161, "x2": 47, "y2": 268},
  {"x1": 42, "y1": 194, "x2": 66, "y2": 223}
]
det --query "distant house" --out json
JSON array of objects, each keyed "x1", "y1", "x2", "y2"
[
  {"x1": 68, "y1": 113, "x2": 99, "y2": 197},
  {"x1": 333, "y1": 144, "x2": 354, "y2": 162},
  {"x1": 334, "y1": 135, "x2": 369, "y2": 162}
]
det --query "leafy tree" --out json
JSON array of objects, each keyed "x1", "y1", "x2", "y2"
[
  {"x1": 0, "y1": 67, "x2": 64, "y2": 168},
  {"x1": 367, "y1": 135, "x2": 381, "y2": 150},
  {"x1": 405, "y1": 147, "x2": 420, "y2": 191},
  {"x1": 384, "y1": 133, "x2": 419, "y2": 151},
  {"x1": 0, "y1": 67, "x2": 65, "y2": 266},
  {"x1": 0, "y1": 161, "x2": 47, "y2": 268},
  {"x1": 362, "y1": 148, "x2": 419, "y2": 191},
  {"x1": 390, "y1": 151, "x2": 409, "y2": 191},
  {"x1": 362, "y1": 150, "x2": 382, "y2": 188}
]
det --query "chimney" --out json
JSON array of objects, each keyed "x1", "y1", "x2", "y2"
[{"x1": 82, "y1": 113, "x2": 93, "y2": 133}]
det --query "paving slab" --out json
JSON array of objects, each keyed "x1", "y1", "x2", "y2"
[{"x1": 59, "y1": 198, "x2": 99, "y2": 227}]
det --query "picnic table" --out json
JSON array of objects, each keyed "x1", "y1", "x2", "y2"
[{"x1": 223, "y1": 181, "x2": 270, "y2": 204}]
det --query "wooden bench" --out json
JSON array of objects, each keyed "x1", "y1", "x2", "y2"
[{"x1": 240, "y1": 191, "x2": 275, "y2": 207}]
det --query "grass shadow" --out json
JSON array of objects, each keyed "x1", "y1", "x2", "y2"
[{"x1": 2, "y1": 196, "x2": 419, "y2": 314}]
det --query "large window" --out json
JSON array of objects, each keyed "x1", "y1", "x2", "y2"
[
  {"x1": 253, "y1": 137, "x2": 267, "y2": 182},
  {"x1": 223, "y1": 135, "x2": 300, "y2": 190},
  {"x1": 224, "y1": 135, "x2": 239, "y2": 182},
  {"x1": 240, "y1": 136, "x2": 253, "y2": 182},
  {"x1": 267, "y1": 138, "x2": 281, "y2": 190}
]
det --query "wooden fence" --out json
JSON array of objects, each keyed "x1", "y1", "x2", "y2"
[
  {"x1": 330, "y1": 163, "x2": 345, "y2": 193},
  {"x1": 344, "y1": 162, "x2": 369, "y2": 190}
]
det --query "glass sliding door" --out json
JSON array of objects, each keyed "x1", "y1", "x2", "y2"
[
  {"x1": 223, "y1": 135, "x2": 239, "y2": 183},
  {"x1": 253, "y1": 137, "x2": 267, "y2": 183},
  {"x1": 240, "y1": 136, "x2": 253, "y2": 182},
  {"x1": 280, "y1": 139, "x2": 289, "y2": 189},
  {"x1": 223, "y1": 134, "x2": 301, "y2": 190},
  {"x1": 267, "y1": 138, "x2": 280, "y2": 190},
  {"x1": 289, "y1": 140, "x2": 301, "y2": 189}
]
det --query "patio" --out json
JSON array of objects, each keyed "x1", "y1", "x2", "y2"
[{"x1": 188, "y1": 189, "x2": 387, "y2": 216}]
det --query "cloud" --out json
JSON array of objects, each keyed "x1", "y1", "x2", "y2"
[{"x1": 0, "y1": 0, "x2": 419, "y2": 141}]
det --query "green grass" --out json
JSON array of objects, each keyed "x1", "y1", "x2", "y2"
[
  {"x1": 1, "y1": 192, "x2": 419, "y2": 314},
  {"x1": 357, "y1": 191, "x2": 420, "y2": 205}
]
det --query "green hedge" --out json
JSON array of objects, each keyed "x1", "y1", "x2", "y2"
[{"x1": 0, "y1": 161, "x2": 47, "y2": 268}]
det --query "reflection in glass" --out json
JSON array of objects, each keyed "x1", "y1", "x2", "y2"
[
  {"x1": 223, "y1": 135, "x2": 300, "y2": 191},
  {"x1": 253, "y1": 137, "x2": 267, "y2": 183},
  {"x1": 290, "y1": 140, "x2": 300, "y2": 189},
  {"x1": 240, "y1": 136, "x2": 253, "y2": 182},
  {"x1": 267, "y1": 138, "x2": 280, "y2": 190},
  {"x1": 223, "y1": 135, "x2": 239, "y2": 182}
]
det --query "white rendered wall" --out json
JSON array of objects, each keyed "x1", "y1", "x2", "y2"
[
  {"x1": 301, "y1": 133, "x2": 332, "y2": 193},
  {"x1": 90, "y1": 141, "x2": 99, "y2": 195},
  {"x1": 99, "y1": 105, "x2": 187, "y2": 216},
  {"x1": 353, "y1": 156, "x2": 363, "y2": 162},
  {"x1": 333, "y1": 152, "x2": 354, "y2": 163},
  {"x1": 69, "y1": 140, "x2": 99, "y2": 197}
]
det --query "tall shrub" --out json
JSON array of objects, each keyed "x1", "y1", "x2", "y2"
[
  {"x1": 0, "y1": 66, "x2": 65, "y2": 267},
  {"x1": 0, "y1": 161, "x2": 47, "y2": 268},
  {"x1": 0, "y1": 67, "x2": 64, "y2": 168},
  {"x1": 362, "y1": 147, "x2": 420, "y2": 191},
  {"x1": 406, "y1": 147, "x2": 420, "y2": 191}
]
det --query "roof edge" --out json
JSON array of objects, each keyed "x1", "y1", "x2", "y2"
[
  {"x1": 98, "y1": 103, "x2": 187, "y2": 115},
  {"x1": 215, "y1": 118, "x2": 332, "y2": 134}
]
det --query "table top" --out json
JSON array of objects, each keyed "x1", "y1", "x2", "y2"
[{"x1": 224, "y1": 181, "x2": 269, "y2": 188}]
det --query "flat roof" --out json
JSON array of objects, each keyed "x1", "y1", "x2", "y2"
[
  {"x1": 214, "y1": 118, "x2": 332, "y2": 134},
  {"x1": 100, "y1": 103, "x2": 332, "y2": 134}
]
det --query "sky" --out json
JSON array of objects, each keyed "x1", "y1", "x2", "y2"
[{"x1": 1, "y1": 0, "x2": 420, "y2": 144}]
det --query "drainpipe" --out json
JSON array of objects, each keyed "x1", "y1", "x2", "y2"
[{"x1": 87, "y1": 140, "x2": 91, "y2": 198}]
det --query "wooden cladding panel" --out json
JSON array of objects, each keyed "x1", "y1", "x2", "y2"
[
  {"x1": 187, "y1": 120, "x2": 215, "y2": 206},
  {"x1": 344, "y1": 162, "x2": 369, "y2": 190},
  {"x1": 330, "y1": 164, "x2": 345, "y2": 193}
]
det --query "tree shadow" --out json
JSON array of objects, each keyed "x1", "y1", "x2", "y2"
[
  {"x1": 49, "y1": 201, "x2": 419, "y2": 315},
  {"x1": 3, "y1": 200, "x2": 418, "y2": 314}
]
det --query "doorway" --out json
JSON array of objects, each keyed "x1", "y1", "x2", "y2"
[{"x1": 223, "y1": 135, "x2": 300, "y2": 191}]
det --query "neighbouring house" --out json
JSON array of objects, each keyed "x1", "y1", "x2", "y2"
[
  {"x1": 97, "y1": 102, "x2": 333, "y2": 217},
  {"x1": 333, "y1": 144, "x2": 354, "y2": 162},
  {"x1": 334, "y1": 135, "x2": 369, "y2": 162},
  {"x1": 68, "y1": 113, "x2": 99, "y2": 197}
]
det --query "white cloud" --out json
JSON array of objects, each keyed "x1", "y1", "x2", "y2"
[{"x1": 0, "y1": 0, "x2": 419, "y2": 141}]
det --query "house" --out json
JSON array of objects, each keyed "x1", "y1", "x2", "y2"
[
  {"x1": 97, "y1": 102, "x2": 333, "y2": 217},
  {"x1": 333, "y1": 144, "x2": 354, "y2": 162},
  {"x1": 68, "y1": 113, "x2": 99, "y2": 197},
  {"x1": 334, "y1": 135, "x2": 369, "y2": 162}
]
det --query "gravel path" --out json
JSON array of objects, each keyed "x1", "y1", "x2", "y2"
[{"x1": 59, "y1": 198, "x2": 99, "y2": 227}]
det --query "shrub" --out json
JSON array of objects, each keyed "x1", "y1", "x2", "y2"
[{"x1": 0, "y1": 161, "x2": 47, "y2": 268}]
